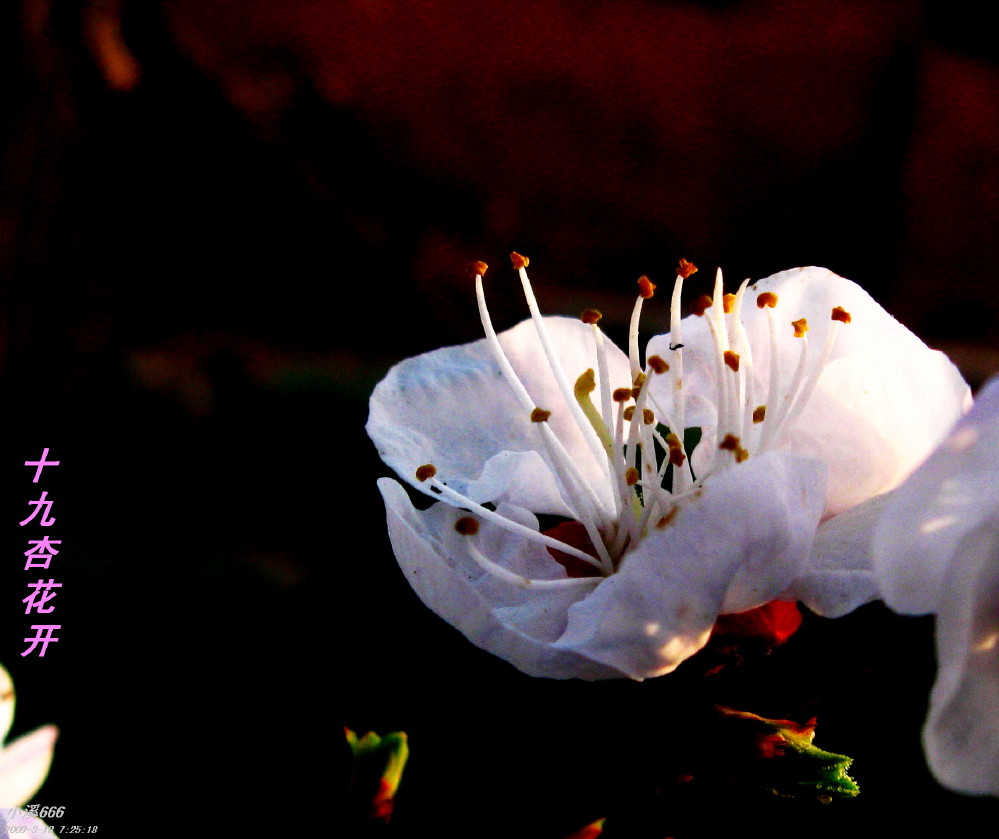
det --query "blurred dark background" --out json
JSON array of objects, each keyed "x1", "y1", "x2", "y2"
[{"x1": 0, "y1": 0, "x2": 997, "y2": 835}]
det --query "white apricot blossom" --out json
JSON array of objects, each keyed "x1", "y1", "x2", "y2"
[
  {"x1": 0, "y1": 663, "x2": 58, "y2": 836},
  {"x1": 368, "y1": 256, "x2": 968, "y2": 679},
  {"x1": 873, "y1": 376, "x2": 999, "y2": 796}
]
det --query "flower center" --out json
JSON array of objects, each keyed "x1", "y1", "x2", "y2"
[{"x1": 414, "y1": 255, "x2": 850, "y2": 581}]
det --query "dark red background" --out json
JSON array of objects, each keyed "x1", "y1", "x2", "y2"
[{"x1": 1, "y1": 1, "x2": 997, "y2": 835}]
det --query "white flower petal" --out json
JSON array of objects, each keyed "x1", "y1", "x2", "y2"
[
  {"x1": 871, "y1": 377, "x2": 999, "y2": 795},
  {"x1": 378, "y1": 478, "x2": 624, "y2": 679},
  {"x1": 923, "y1": 522, "x2": 999, "y2": 795},
  {"x1": 791, "y1": 348, "x2": 968, "y2": 514},
  {"x1": 874, "y1": 378, "x2": 999, "y2": 614},
  {"x1": 466, "y1": 450, "x2": 575, "y2": 518},
  {"x1": 783, "y1": 493, "x2": 886, "y2": 617},
  {"x1": 648, "y1": 267, "x2": 969, "y2": 513},
  {"x1": 0, "y1": 724, "x2": 57, "y2": 808},
  {"x1": 0, "y1": 665, "x2": 13, "y2": 746},
  {"x1": 368, "y1": 316, "x2": 630, "y2": 512},
  {"x1": 553, "y1": 452, "x2": 827, "y2": 680}
]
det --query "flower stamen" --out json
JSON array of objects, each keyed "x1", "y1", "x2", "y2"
[
  {"x1": 513, "y1": 253, "x2": 611, "y2": 474},
  {"x1": 468, "y1": 257, "x2": 849, "y2": 578},
  {"x1": 421, "y1": 472, "x2": 610, "y2": 574},
  {"x1": 454, "y1": 516, "x2": 480, "y2": 535},
  {"x1": 669, "y1": 263, "x2": 691, "y2": 480},
  {"x1": 474, "y1": 270, "x2": 614, "y2": 532},
  {"x1": 727, "y1": 278, "x2": 758, "y2": 438},
  {"x1": 460, "y1": 527, "x2": 602, "y2": 589},
  {"x1": 775, "y1": 308, "x2": 850, "y2": 437},
  {"x1": 629, "y1": 276, "x2": 655, "y2": 378}
]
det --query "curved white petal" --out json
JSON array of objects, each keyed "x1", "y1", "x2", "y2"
[
  {"x1": 874, "y1": 378, "x2": 999, "y2": 613},
  {"x1": 368, "y1": 316, "x2": 631, "y2": 514},
  {"x1": 783, "y1": 493, "x2": 886, "y2": 617},
  {"x1": 466, "y1": 450, "x2": 575, "y2": 518},
  {"x1": 378, "y1": 451, "x2": 825, "y2": 682},
  {"x1": 873, "y1": 377, "x2": 999, "y2": 795},
  {"x1": 790, "y1": 347, "x2": 968, "y2": 514},
  {"x1": 923, "y1": 523, "x2": 999, "y2": 795},
  {"x1": 0, "y1": 724, "x2": 57, "y2": 808},
  {"x1": 553, "y1": 451, "x2": 826, "y2": 679},
  {"x1": 380, "y1": 448, "x2": 825, "y2": 681},
  {"x1": 0, "y1": 664, "x2": 57, "y2": 808},
  {"x1": 378, "y1": 478, "x2": 624, "y2": 679},
  {"x1": 647, "y1": 267, "x2": 970, "y2": 514},
  {"x1": 0, "y1": 665, "x2": 13, "y2": 746}
]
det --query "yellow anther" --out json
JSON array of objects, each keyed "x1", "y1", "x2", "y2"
[
  {"x1": 637, "y1": 275, "x2": 656, "y2": 299},
  {"x1": 665, "y1": 433, "x2": 686, "y2": 467},
  {"x1": 510, "y1": 251, "x2": 530, "y2": 270},
  {"x1": 625, "y1": 467, "x2": 639, "y2": 486},
  {"x1": 415, "y1": 464, "x2": 437, "y2": 482},
  {"x1": 831, "y1": 306, "x2": 852, "y2": 323},
  {"x1": 693, "y1": 294, "x2": 713, "y2": 316},
  {"x1": 757, "y1": 292, "x2": 778, "y2": 309},
  {"x1": 642, "y1": 408, "x2": 655, "y2": 425},
  {"x1": 677, "y1": 258, "x2": 698, "y2": 279},
  {"x1": 468, "y1": 260, "x2": 489, "y2": 277},
  {"x1": 648, "y1": 355, "x2": 670, "y2": 374},
  {"x1": 454, "y1": 517, "x2": 480, "y2": 535},
  {"x1": 753, "y1": 405, "x2": 766, "y2": 424},
  {"x1": 724, "y1": 350, "x2": 740, "y2": 372},
  {"x1": 581, "y1": 309, "x2": 603, "y2": 324},
  {"x1": 530, "y1": 407, "x2": 552, "y2": 423},
  {"x1": 723, "y1": 293, "x2": 737, "y2": 314},
  {"x1": 792, "y1": 318, "x2": 809, "y2": 337},
  {"x1": 613, "y1": 387, "x2": 632, "y2": 402},
  {"x1": 719, "y1": 434, "x2": 749, "y2": 462},
  {"x1": 623, "y1": 406, "x2": 636, "y2": 422}
]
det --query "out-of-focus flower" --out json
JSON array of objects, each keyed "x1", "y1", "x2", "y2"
[
  {"x1": 0, "y1": 663, "x2": 58, "y2": 836},
  {"x1": 368, "y1": 255, "x2": 968, "y2": 679},
  {"x1": 873, "y1": 376, "x2": 999, "y2": 796},
  {"x1": 562, "y1": 817, "x2": 606, "y2": 839}
]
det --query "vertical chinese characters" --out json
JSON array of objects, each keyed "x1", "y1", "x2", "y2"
[{"x1": 19, "y1": 449, "x2": 62, "y2": 658}]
